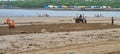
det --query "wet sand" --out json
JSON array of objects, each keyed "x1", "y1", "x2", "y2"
[
  {"x1": 0, "y1": 23, "x2": 120, "y2": 36},
  {"x1": 0, "y1": 16, "x2": 120, "y2": 54}
]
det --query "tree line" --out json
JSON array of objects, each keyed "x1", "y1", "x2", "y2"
[{"x1": 0, "y1": 0, "x2": 120, "y2": 8}]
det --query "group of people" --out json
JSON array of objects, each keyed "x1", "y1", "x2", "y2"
[
  {"x1": 6, "y1": 18, "x2": 15, "y2": 29},
  {"x1": 95, "y1": 14, "x2": 103, "y2": 17}
]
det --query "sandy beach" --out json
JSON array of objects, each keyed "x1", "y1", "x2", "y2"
[
  {"x1": 0, "y1": 16, "x2": 120, "y2": 26},
  {"x1": 0, "y1": 16, "x2": 120, "y2": 54}
]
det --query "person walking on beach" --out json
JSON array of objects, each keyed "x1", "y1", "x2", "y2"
[
  {"x1": 9, "y1": 20, "x2": 15, "y2": 29},
  {"x1": 11, "y1": 20, "x2": 15, "y2": 29}
]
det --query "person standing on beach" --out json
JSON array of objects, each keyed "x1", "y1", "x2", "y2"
[
  {"x1": 83, "y1": 14, "x2": 87, "y2": 23},
  {"x1": 5, "y1": 18, "x2": 11, "y2": 29},
  {"x1": 79, "y1": 14, "x2": 82, "y2": 18},
  {"x1": 6, "y1": 18, "x2": 10, "y2": 24},
  {"x1": 111, "y1": 17, "x2": 114, "y2": 25}
]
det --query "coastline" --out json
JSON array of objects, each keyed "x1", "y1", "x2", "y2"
[
  {"x1": 0, "y1": 16, "x2": 120, "y2": 26},
  {"x1": 0, "y1": 8, "x2": 120, "y2": 11}
]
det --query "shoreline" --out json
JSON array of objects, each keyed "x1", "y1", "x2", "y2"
[
  {"x1": 0, "y1": 16, "x2": 120, "y2": 26},
  {"x1": 0, "y1": 8, "x2": 120, "y2": 11}
]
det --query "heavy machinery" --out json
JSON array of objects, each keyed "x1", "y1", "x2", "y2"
[{"x1": 75, "y1": 17, "x2": 87, "y2": 23}]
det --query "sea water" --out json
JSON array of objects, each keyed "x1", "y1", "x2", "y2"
[{"x1": 0, "y1": 9, "x2": 120, "y2": 17}]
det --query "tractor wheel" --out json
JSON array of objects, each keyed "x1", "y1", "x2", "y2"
[{"x1": 75, "y1": 19, "x2": 80, "y2": 23}]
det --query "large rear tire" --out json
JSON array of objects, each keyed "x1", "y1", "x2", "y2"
[{"x1": 75, "y1": 18, "x2": 80, "y2": 23}]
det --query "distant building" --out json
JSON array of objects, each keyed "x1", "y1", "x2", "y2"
[{"x1": 85, "y1": 0, "x2": 92, "y2": 1}]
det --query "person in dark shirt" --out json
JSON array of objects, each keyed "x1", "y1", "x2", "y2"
[{"x1": 111, "y1": 17, "x2": 114, "y2": 25}]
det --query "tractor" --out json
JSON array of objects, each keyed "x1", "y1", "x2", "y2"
[{"x1": 75, "y1": 17, "x2": 87, "y2": 23}]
